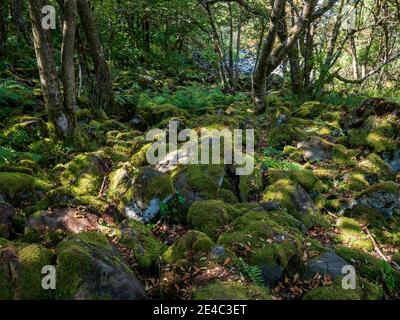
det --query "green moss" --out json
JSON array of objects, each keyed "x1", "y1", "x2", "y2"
[
  {"x1": 115, "y1": 220, "x2": 165, "y2": 269},
  {"x1": 174, "y1": 164, "x2": 225, "y2": 200},
  {"x1": 336, "y1": 217, "x2": 373, "y2": 251},
  {"x1": 358, "y1": 181, "x2": 399, "y2": 198},
  {"x1": 193, "y1": 281, "x2": 270, "y2": 300},
  {"x1": 357, "y1": 153, "x2": 392, "y2": 180},
  {"x1": 294, "y1": 101, "x2": 326, "y2": 119},
  {"x1": 0, "y1": 165, "x2": 34, "y2": 175},
  {"x1": 218, "y1": 210, "x2": 303, "y2": 269},
  {"x1": 0, "y1": 243, "x2": 53, "y2": 300},
  {"x1": 283, "y1": 146, "x2": 304, "y2": 162},
  {"x1": 0, "y1": 172, "x2": 50, "y2": 205},
  {"x1": 163, "y1": 230, "x2": 214, "y2": 264},
  {"x1": 217, "y1": 188, "x2": 239, "y2": 204},
  {"x1": 187, "y1": 200, "x2": 234, "y2": 240},
  {"x1": 303, "y1": 279, "x2": 361, "y2": 300},
  {"x1": 267, "y1": 123, "x2": 304, "y2": 148},
  {"x1": 335, "y1": 245, "x2": 400, "y2": 290},
  {"x1": 130, "y1": 167, "x2": 175, "y2": 206},
  {"x1": 239, "y1": 166, "x2": 263, "y2": 201},
  {"x1": 267, "y1": 169, "x2": 319, "y2": 193},
  {"x1": 60, "y1": 151, "x2": 110, "y2": 196},
  {"x1": 130, "y1": 143, "x2": 151, "y2": 168},
  {"x1": 348, "y1": 115, "x2": 399, "y2": 153},
  {"x1": 344, "y1": 204, "x2": 385, "y2": 228},
  {"x1": 106, "y1": 164, "x2": 133, "y2": 202},
  {"x1": 343, "y1": 172, "x2": 370, "y2": 191},
  {"x1": 56, "y1": 232, "x2": 111, "y2": 299},
  {"x1": 262, "y1": 178, "x2": 329, "y2": 228},
  {"x1": 98, "y1": 119, "x2": 127, "y2": 132}
]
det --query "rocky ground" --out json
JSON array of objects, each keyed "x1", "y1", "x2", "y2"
[{"x1": 1, "y1": 85, "x2": 400, "y2": 300}]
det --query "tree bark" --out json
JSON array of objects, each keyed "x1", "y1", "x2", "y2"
[
  {"x1": 11, "y1": 0, "x2": 32, "y2": 46},
  {"x1": 28, "y1": 0, "x2": 75, "y2": 139},
  {"x1": 0, "y1": 0, "x2": 6, "y2": 57},
  {"x1": 61, "y1": 0, "x2": 77, "y2": 129},
  {"x1": 77, "y1": 0, "x2": 113, "y2": 111}
]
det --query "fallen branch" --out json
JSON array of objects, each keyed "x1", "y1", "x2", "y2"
[{"x1": 362, "y1": 225, "x2": 400, "y2": 271}]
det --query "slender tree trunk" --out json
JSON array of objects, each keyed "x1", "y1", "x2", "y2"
[
  {"x1": 0, "y1": 0, "x2": 6, "y2": 57},
  {"x1": 61, "y1": 0, "x2": 77, "y2": 128},
  {"x1": 11, "y1": 0, "x2": 32, "y2": 46},
  {"x1": 349, "y1": 34, "x2": 359, "y2": 80},
  {"x1": 77, "y1": 0, "x2": 113, "y2": 111},
  {"x1": 303, "y1": 25, "x2": 314, "y2": 93},
  {"x1": 252, "y1": 0, "x2": 286, "y2": 111},
  {"x1": 28, "y1": 0, "x2": 75, "y2": 139}
]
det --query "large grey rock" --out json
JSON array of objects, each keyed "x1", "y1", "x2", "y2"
[
  {"x1": 57, "y1": 232, "x2": 147, "y2": 300},
  {"x1": 305, "y1": 251, "x2": 349, "y2": 280},
  {"x1": 125, "y1": 167, "x2": 175, "y2": 222},
  {"x1": 262, "y1": 265, "x2": 284, "y2": 287}
]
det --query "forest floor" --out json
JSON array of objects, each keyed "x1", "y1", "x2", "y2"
[{"x1": 1, "y1": 69, "x2": 400, "y2": 300}]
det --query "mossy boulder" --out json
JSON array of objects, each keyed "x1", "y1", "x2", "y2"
[
  {"x1": 4, "y1": 116, "x2": 47, "y2": 149},
  {"x1": 303, "y1": 277, "x2": 383, "y2": 300},
  {"x1": 61, "y1": 151, "x2": 110, "y2": 196},
  {"x1": 187, "y1": 200, "x2": 239, "y2": 240},
  {"x1": 297, "y1": 137, "x2": 358, "y2": 166},
  {"x1": 163, "y1": 230, "x2": 214, "y2": 264},
  {"x1": 262, "y1": 179, "x2": 329, "y2": 228},
  {"x1": 239, "y1": 166, "x2": 263, "y2": 201},
  {"x1": 56, "y1": 232, "x2": 146, "y2": 300},
  {"x1": 348, "y1": 115, "x2": 400, "y2": 153},
  {"x1": 294, "y1": 101, "x2": 326, "y2": 119},
  {"x1": 218, "y1": 210, "x2": 304, "y2": 276},
  {"x1": 283, "y1": 146, "x2": 304, "y2": 162},
  {"x1": 114, "y1": 219, "x2": 165, "y2": 269},
  {"x1": 173, "y1": 164, "x2": 225, "y2": 205},
  {"x1": 357, "y1": 153, "x2": 393, "y2": 181},
  {"x1": 342, "y1": 172, "x2": 370, "y2": 191},
  {"x1": 336, "y1": 217, "x2": 373, "y2": 251},
  {"x1": 0, "y1": 242, "x2": 53, "y2": 299},
  {"x1": 336, "y1": 245, "x2": 400, "y2": 292},
  {"x1": 267, "y1": 169, "x2": 321, "y2": 193},
  {"x1": 124, "y1": 166, "x2": 175, "y2": 222},
  {"x1": 0, "y1": 202, "x2": 18, "y2": 238},
  {"x1": 0, "y1": 172, "x2": 50, "y2": 206},
  {"x1": 106, "y1": 163, "x2": 134, "y2": 203},
  {"x1": 130, "y1": 143, "x2": 151, "y2": 168},
  {"x1": 136, "y1": 103, "x2": 189, "y2": 127},
  {"x1": 193, "y1": 281, "x2": 270, "y2": 300},
  {"x1": 357, "y1": 182, "x2": 400, "y2": 218}
]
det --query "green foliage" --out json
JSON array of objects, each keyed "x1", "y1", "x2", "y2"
[
  {"x1": 239, "y1": 258, "x2": 264, "y2": 287},
  {"x1": 381, "y1": 261, "x2": 396, "y2": 292},
  {"x1": 263, "y1": 157, "x2": 302, "y2": 171}
]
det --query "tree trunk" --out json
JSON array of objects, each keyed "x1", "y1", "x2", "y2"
[
  {"x1": 61, "y1": 0, "x2": 77, "y2": 128},
  {"x1": 77, "y1": 0, "x2": 113, "y2": 111},
  {"x1": 252, "y1": 0, "x2": 286, "y2": 111},
  {"x1": 28, "y1": 0, "x2": 75, "y2": 139},
  {"x1": 11, "y1": 0, "x2": 32, "y2": 46},
  {"x1": 0, "y1": 0, "x2": 6, "y2": 57}
]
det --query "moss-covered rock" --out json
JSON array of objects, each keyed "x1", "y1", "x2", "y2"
[
  {"x1": 342, "y1": 172, "x2": 370, "y2": 191},
  {"x1": 294, "y1": 101, "x2": 326, "y2": 119},
  {"x1": 124, "y1": 166, "x2": 175, "y2": 222},
  {"x1": 56, "y1": 232, "x2": 146, "y2": 300},
  {"x1": 187, "y1": 200, "x2": 238, "y2": 240},
  {"x1": 218, "y1": 210, "x2": 304, "y2": 271},
  {"x1": 357, "y1": 182, "x2": 400, "y2": 218},
  {"x1": 267, "y1": 169, "x2": 322, "y2": 193},
  {"x1": 348, "y1": 115, "x2": 400, "y2": 153},
  {"x1": 0, "y1": 172, "x2": 50, "y2": 206},
  {"x1": 163, "y1": 230, "x2": 214, "y2": 264},
  {"x1": 239, "y1": 166, "x2": 263, "y2": 201},
  {"x1": 193, "y1": 281, "x2": 270, "y2": 300},
  {"x1": 107, "y1": 163, "x2": 134, "y2": 203},
  {"x1": 336, "y1": 245, "x2": 400, "y2": 292},
  {"x1": 114, "y1": 219, "x2": 165, "y2": 269},
  {"x1": 336, "y1": 217, "x2": 374, "y2": 251},
  {"x1": 283, "y1": 146, "x2": 304, "y2": 162},
  {"x1": 173, "y1": 164, "x2": 225, "y2": 205},
  {"x1": 130, "y1": 143, "x2": 151, "y2": 168},
  {"x1": 0, "y1": 242, "x2": 53, "y2": 299},
  {"x1": 262, "y1": 179, "x2": 329, "y2": 228},
  {"x1": 303, "y1": 277, "x2": 383, "y2": 300},
  {"x1": 357, "y1": 153, "x2": 393, "y2": 181},
  {"x1": 60, "y1": 151, "x2": 110, "y2": 196}
]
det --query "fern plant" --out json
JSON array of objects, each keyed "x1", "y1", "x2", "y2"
[{"x1": 239, "y1": 258, "x2": 264, "y2": 287}]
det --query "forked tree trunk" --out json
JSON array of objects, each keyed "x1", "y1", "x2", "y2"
[
  {"x1": 77, "y1": 0, "x2": 113, "y2": 111},
  {"x1": 28, "y1": 0, "x2": 75, "y2": 139}
]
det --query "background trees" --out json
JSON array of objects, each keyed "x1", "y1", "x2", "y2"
[{"x1": 1, "y1": 0, "x2": 400, "y2": 126}]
